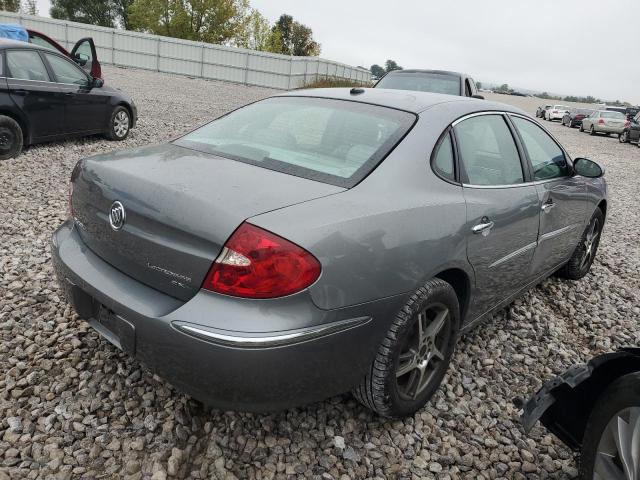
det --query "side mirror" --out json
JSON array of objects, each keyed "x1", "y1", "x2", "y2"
[
  {"x1": 74, "y1": 53, "x2": 89, "y2": 66},
  {"x1": 471, "y1": 94, "x2": 485, "y2": 100},
  {"x1": 92, "y1": 77, "x2": 104, "y2": 88},
  {"x1": 573, "y1": 158, "x2": 604, "y2": 178}
]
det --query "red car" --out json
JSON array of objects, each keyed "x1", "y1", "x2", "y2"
[{"x1": 27, "y1": 29, "x2": 102, "y2": 79}]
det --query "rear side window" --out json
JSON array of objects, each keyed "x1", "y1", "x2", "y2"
[
  {"x1": 454, "y1": 115, "x2": 524, "y2": 186},
  {"x1": 6, "y1": 50, "x2": 50, "y2": 82},
  {"x1": 511, "y1": 117, "x2": 569, "y2": 181},
  {"x1": 432, "y1": 132, "x2": 455, "y2": 181},
  {"x1": 376, "y1": 72, "x2": 461, "y2": 96},
  {"x1": 177, "y1": 97, "x2": 416, "y2": 188}
]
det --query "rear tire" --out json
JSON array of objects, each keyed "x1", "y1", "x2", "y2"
[
  {"x1": 590, "y1": 125, "x2": 596, "y2": 136},
  {"x1": 578, "y1": 372, "x2": 640, "y2": 480},
  {"x1": 353, "y1": 279, "x2": 460, "y2": 418},
  {"x1": 106, "y1": 106, "x2": 131, "y2": 141},
  {"x1": 558, "y1": 208, "x2": 604, "y2": 280},
  {"x1": 0, "y1": 115, "x2": 23, "y2": 160}
]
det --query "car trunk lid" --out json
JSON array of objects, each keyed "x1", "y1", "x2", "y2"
[{"x1": 71, "y1": 143, "x2": 344, "y2": 301}]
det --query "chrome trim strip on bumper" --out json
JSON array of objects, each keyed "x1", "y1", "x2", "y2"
[{"x1": 173, "y1": 316, "x2": 371, "y2": 348}]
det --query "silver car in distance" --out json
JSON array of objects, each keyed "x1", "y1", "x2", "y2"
[{"x1": 52, "y1": 88, "x2": 607, "y2": 417}]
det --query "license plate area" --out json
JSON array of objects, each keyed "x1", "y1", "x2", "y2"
[{"x1": 89, "y1": 306, "x2": 136, "y2": 354}]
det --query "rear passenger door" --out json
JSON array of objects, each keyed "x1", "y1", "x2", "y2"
[
  {"x1": 510, "y1": 115, "x2": 586, "y2": 274},
  {"x1": 5, "y1": 48, "x2": 65, "y2": 140},
  {"x1": 455, "y1": 113, "x2": 541, "y2": 319}
]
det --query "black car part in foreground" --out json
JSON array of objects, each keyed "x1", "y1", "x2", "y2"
[{"x1": 521, "y1": 348, "x2": 640, "y2": 478}]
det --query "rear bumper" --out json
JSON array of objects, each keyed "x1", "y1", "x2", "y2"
[
  {"x1": 51, "y1": 220, "x2": 404, "y2": 411},
  {"x1": 595, "y1": 124, "x2": 624, "y2": 133}
]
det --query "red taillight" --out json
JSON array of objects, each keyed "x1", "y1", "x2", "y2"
[
  {"x1": 625, "y1": 121, "x2": 630, "y2": 128},
  {"x1": 598, "y1": 119, "x2": 605, "y2": 125},
  {"x1": 203, "y1": 223, "x2": 321, "y2": 299}
]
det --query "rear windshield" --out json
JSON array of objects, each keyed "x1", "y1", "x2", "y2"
[
  {"x1": 601, "y1": 111, "x2": 625, "y2": 119},
  {"x1": 376, "y1": 72, "x2": 461, "y2": 96},
  {"x1": 176, "y1": 97, "x2": 416, "y2": 188},
  {"x1": 577, "y1": 109, "x2": 594, "y2": 115}
]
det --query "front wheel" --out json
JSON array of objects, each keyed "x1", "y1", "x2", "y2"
[
  {"x1": 0, "y1": 115, "x2": 23, "y2": 160},
  {"x1": 579, "y1": 373, "x2": 640, "y2": 480},
  {"x1": 106, "y1": 106, "x2": 131, "y2": 141},
  {"x1": 580, "y1": 123, "x2": 585, "y2": 132},
  {"x1": 558, "y1": 208, "x2": 604, "y2": 280},
  {"x1": 353, "y1": 279, "x2": 460, "y2": 417}
]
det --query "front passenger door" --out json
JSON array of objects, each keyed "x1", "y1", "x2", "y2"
[
  {"x1": 510, "y1": 116, "x2": 586, "y2": 274},
  {"x1": 455, "y1": 114, "x2": 541, "y2": 319},
  {"x1": 42, "y1": 52, "x2": 109, "y2": 133}
]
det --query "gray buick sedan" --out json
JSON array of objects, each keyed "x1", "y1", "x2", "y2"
[{"x1": 52, "y1": 88, "x2": 607, "y2": 417}]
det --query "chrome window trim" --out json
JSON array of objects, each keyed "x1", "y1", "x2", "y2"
[
  {"x1": 173, "y1": 316, "x2": 371, "y2": 348},
  {"x1": 451, "y1": 110, "x2": 508, "y2": 127},
  {"x1": 5, "y1": 76, "x2": 90, "y2": 87}
]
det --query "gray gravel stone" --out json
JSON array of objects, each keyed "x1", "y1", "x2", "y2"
[{"x1": 0, "y1": 65, "x2": 638, "y2": 479}]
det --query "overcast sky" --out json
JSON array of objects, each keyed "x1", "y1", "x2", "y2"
[{"x1": 34, "y1": 0, "x2": 639, "y2": 104}]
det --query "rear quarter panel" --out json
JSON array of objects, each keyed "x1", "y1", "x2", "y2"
[{"x1": 250, "y1": 104, "x2": 473, "y2": 311}]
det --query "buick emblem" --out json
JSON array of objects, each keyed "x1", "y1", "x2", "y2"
[{"x1": 109, "y1": 201, "x2": 126, "y2": 231}]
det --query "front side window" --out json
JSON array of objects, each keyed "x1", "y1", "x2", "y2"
[
  {"x1": 44, "y1": 53, "x2": 89, "y2": 85},
  {"x1": 432, "y1": 132, "x2": 455, "y2": 181},
  {"x1": 511, "y1": 117, "x2": 569, "y2": 181},
  {"x1": 454, "y1": 115, "x2": 524, "y2": 186},
  {"x1": 376, "y1": 72, "x2": 461, "y2": 96},
  {"x1": 6, "y1": 50, "x2": 50, "y2": 82},
  {"x1": 177, "y1": 97, "x2": 416, "y2": 187}
]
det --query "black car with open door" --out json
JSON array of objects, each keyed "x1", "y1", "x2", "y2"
[
  {"x1": 0, "y1": 39, "x2": 136, "y2": 160},
  {"x1": 619, "y1": 112, "x2": 640, "y2": 145}
]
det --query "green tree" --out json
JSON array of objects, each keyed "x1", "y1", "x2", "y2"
[
  {"x1": 112, "y1": 0, "x2": 133, "y2": 28},
  {"x1": 21, "y1": 0, "x2": 37, "y2": 14},
  {"x1": 50, "y1": 0, "x2": 117, "y2": 27},
  {"x1": 129, "y1": 0, "x2": 249, "y2": 44},
  {"x1": 385, "y1": 59, "x2": 402, "y2": 72},
  {"x1": 235, "y1": 9, "x2": 270, "y2": 50},
  {"x1": 370, "y1": 64, "x2": 385, "y2": 79},
  {"x1": 268, "y1": 14, "x2": 320, "y2": 56},
  {"x1": 476, "y1": 81, "x2": 482, "y2": 90},
  {"x1": 0, "y1": 0, "x2": 21, "y2": 12},
  {"x1": 290, "y1": 21, "x2": 319, "y2": 56}
]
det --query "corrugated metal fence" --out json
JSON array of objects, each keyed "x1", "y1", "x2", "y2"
[{"x1": 0, "y1": 11, "x2": 370, "y2": 90}]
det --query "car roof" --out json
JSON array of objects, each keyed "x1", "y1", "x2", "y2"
[
  {"x1": 0, "y1": 38, "x2": 48, "y2": 51},
  {"x1": 278, "y1": 88, "x2": 526, "y2": 115}
]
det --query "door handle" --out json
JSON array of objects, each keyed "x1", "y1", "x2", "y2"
[
  {"x1": 541, "y1": 200, "x2": 556, "y2": 213},
  {"x1": 472, "y1": 218, "x2": 495, "y2": 235},
  {"x1": 12, "y1": 89, "x2": 28, "y2": 96}
]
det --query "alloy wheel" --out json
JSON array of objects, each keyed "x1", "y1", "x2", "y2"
[
  {"x1": 114, "y1": 110, "x2": 130, "y2": 138},
  {"x1": 396, "y1": 303, "x2": 451, "y2": 400},
  {"x1": 593, "y1": 407, "x2": 640, "y2": 480},
  {"x1": 620, "y1": 131, "x2": 628, "y2": 143},
  {"x1": 579, "y1": 217, "x2": 600, "y2": 272}
]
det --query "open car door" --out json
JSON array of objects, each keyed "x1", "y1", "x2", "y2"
[{"x1": 70, "y1": 37, "x2": 102, "y2": 80}]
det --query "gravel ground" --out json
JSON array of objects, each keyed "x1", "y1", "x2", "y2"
[{"x1": 1, "y1": 66, "x2": 639, "y2": 480}]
